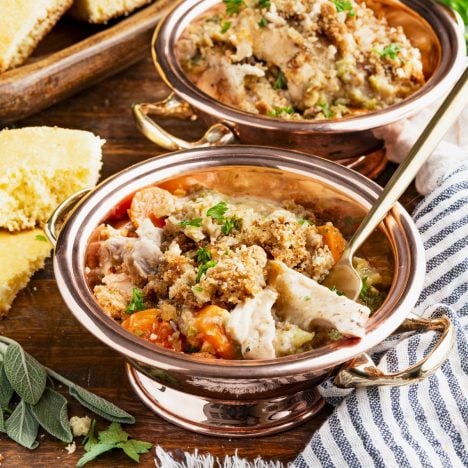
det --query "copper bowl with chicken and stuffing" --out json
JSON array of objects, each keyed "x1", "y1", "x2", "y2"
[
  {"x1": 48, "y1": 146, "x2": 455, "y2": 436},
  {"x1": 133, "y1": 0, "x2": 465, "y2": 176}
]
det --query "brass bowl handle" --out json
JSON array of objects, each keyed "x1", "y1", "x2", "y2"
[
  {"x1": 132, "y1": 93, "x2": 237, "y2": 150},
  {"x1": 45, "y1": 188, "x2": 93, "y2": 247},
  {"x1": 334, "y1": 312, "x2": 455, "y2": 388}
]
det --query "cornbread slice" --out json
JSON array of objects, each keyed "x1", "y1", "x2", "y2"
[
  {"x1": 0, "y1": 0, "x2": 73, "y2": 73},
  {"x1": 0, "y1": 229, "x2": 51, "y2": 317},
  {"x1": 69, "y1": 0, "x2": 153, "y2": 24},
  {"x1": 0, "y1": 127, "x2": 104, "y2": 232}
]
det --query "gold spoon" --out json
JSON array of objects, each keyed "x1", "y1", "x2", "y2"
[{"x1": 323, "y1": 67, "x2": 468, "y2": 300}]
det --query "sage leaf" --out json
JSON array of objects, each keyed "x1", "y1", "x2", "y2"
[
  {"x1": 0, "y1": 406, "x2": 5, "y2": 433},
  {"x1": 68, "y1": 384, "x2": 135, "y2": 424},
  {"x1": 31, "y1": 387, "x2": 72, "y2": 443},
  {"x1": 5, "y1": 400, "x2": 39, "y2": 449},
  {"x1": 4, "y1": 342, "x2": 46, "y2": 405},
  {"x1": 97, "y1": 421, "x2": 128, "y2": 444},
  {"x1": 0, "y1": 360, "x2": 14, "y2": 409},
  {"x1": 76, "y1": 443, "x2": 117, "y2": 467}
]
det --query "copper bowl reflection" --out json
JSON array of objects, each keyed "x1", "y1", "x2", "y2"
[
  {"x1": 133, "y1": 0, "x2": 465, "y2": 176},
  {"x1": 50, "y1": 146, "x2": 446, "y2": 437}
]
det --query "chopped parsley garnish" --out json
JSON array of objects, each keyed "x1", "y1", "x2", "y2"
[
  {"x1": 223, "y1": 0, "x2": 244, "y2": 15},
  {"x1": 196, "y1": 247, "x2": 212, "y2": 263},
  {"x1": 221, "y1": 218, "x2": 235, "y2": 235},
  {"x1": 258, "y1": 17, "x2": 268, "y2": 27},
  {"x1": 359, "y1": 276, "x2": 384, "y2": 311},
  {"x1": 267, "y1": 106, "x2": 295, "y2": 117},
  {"x1": 179, "y1": 218, "x2": 203, "y2": 227},
  {"x1": 127, "y1": 288, "x2": 145, "y2": 314},
  {"x1": 376, "y1": 43, "x2": 402, "y2": 59},
  {"x1": 304, "y1": 296, "x2": 311, "y2": 301},
  {"x1": 35, "y1": 234, "x2": 48, "y2": 242},
  {"x1": 207, "y1": 201, "x2": 228, "y2": 220},
  {"x1": 273, "y1": 70, "x2": 287, "y2": 90},
  {"x1": 196, "y1": 260, "x2": 217, "y2": 282},
  {"x1": 257, "y1": 0, "x2": 271, "y2": 8},
  {"x1": 318, "y1": 102, "x2": 333, "y2": 119},
  {"x1": 298, "y1": 218, "x2": 313, "y2": 226},
  {"x1": 193, "y1": 286, "x2": 204, "y2": 293},
  {"x1": 220, "y1": 20, "x2": 231, "y2": 33},
  {"x1": 330, "y1": 286, "x2": 345, "y2": 296},
  {"x1": 333, "y1": 0, "x2": 355, "y2": 16}
]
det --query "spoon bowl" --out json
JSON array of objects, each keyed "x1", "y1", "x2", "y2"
[{"x1": 324, "y1": 67, "x2": 468, "y2": 300}]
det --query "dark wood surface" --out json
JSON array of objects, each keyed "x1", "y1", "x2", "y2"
[
  {"x1": 0, "y1": 0, "x2": 175, "y2": 126},
  {"x1": 0, "y1": 54, "x2": 421, "y2": 467}
]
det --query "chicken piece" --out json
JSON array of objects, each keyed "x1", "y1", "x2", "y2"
[
  {"x1": 226, "y1": 287, "x2": 278, "y2": 359},
  {"x1": 93, "y1": 272, "x2": 134, "y2": 319},
  {"x1": 269, "y1": 261, "x2": 370, "y2": 338}
]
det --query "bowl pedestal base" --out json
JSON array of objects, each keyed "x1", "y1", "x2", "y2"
[{"x1": 127, "y1": 365, "x2": 325, "y2": 437}]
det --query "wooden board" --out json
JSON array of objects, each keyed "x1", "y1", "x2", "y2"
[
  {"x1": 0, "y1": 54, "x2": 422, "y2": 466},
  {"x1": 0, "y1": 0, "x2": 175, "y2": 126}
]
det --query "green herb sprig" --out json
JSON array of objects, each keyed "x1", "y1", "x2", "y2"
[
  {"x1": 376, "y1": 43, "x2": 401, "y2": 60},
  {"x1": 257, "y1": 0, "x2": 271, "y2": 8},
  {"x1": 220, "y1": 20, "x2": 231, "y2": 33},
  {"x1": 196, "y1": 260, "x2": 217, "y2": 282},
  {"x1": 333, "y1": 0, "x2": 355, "y2": 16},
  {"x1": 77, "y1": 420, "x2": 152, "y2": 466},
  {"x1": 273, "y1": 70, "x2": 287, "y2": 90},
  {"x1": 267, "y1": 106, "x2": 295, "y2": 117},
  {"x1": 223, "y1": 0, "x2": 245, "y2": 15},
  {"x1": 178, "y1": 218, "x2": 203, "y2": 228},
  {"x1": 206, "y1": 201, "x2": 240, "y2": 236},
  {"x1": 126, "y1": 288, "x2": 145, "y2": 314},
  {"x1": 0, "y1": 336, "x2": 135, "y2": 451}
]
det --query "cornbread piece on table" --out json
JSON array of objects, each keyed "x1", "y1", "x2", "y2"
[
  {"x1": 0, "y1": 127, "x2": 104, "y2": 232},
  {"x1": 0, "y1": 0, "x2": 73, "y2": 73},
  {"x1": 69, "y1": 0, "x2": 153, "y2": 23},
  {"x1": 0, "y1": 229, "x2": 51, "y2": 317}
]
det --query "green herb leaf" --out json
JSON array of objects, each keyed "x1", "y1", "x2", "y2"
[
  {"x1": 223, "y1": 0, "x2": 244, "y2": 15},
  {"x1": 5, "y1": 400, "x2": 39, "y2": 449},
  {"x1": 257, "y1": 0, "x2": 271, "y2": 8},
  {"x1": 0, "y1": 360, "x2": 14, "y2": 409},
  {"x1": 318, "y1": 102, "x2": 333, "y2": 119},
  {"x1": 126, "y1": 288, "x2": 145, "y2": 314},
  {"x1": 329, "y1": 329, "x2": 343, "y2": 341},
  {"x1": 178, "y1": 218, "x2": 203, "y2": 227},
  {"x1": 273, "y1": 70, "x2": 287, "y2": 90},
  {"x1": 68, "y1": 385, "x2": 135, "y2": 424},
  {"x1": 206, "y1": 201, "x2": 228, "y2": 220},
  {"x1": 83, "y1": 419, "x2": 98, "y2": 451},
  {"x1": 30, "y1": 387, "x2": 72, "y2": 443},
  {"x1": 196, "y1": 260, "x2": 217, "y2": 283},
  {"x1": 258, "y1": 17, "x2": 268, "y2": 27},
  {"x1": 196, "y1": 248, "x2": 212, "y2": 264},
  {"x1": 98, "y1": 421, "x2": 128, "y2": 444},
  {"x1": 4, "y1": 342, "x2": 47, "y2": 405},
  {"x1": 330, "y1": 286, "x2": 345, "y2": 296},
  {"x1": 34, "y1": 234, "x2": 48, "y2": 242},
  {"x1": 359, "y1": 276, "x2": 369, "y2": 298},
  {"x1": 117, "y1": 439, "x2": 153, "y2": 462},
  {"x1": 333, "y1": 0, "x2": 355, "y2": 16},
  {"x1": 220, "y1": 20, "x2": 231, "y2": 33},
  {"x1": 77, "y1": 442, "x2": 116, "y2": 467},
  {"x1": 376, "y1": 43, "x2": 401, "y2": 59},
  {"x1": 221, "y1": 218, "x2": 236, "y2": 235},
  {"x1": 298, "y1": 218, "x2": 312, "y2": 226},
  {"x1": 267, "y1": 106, "x2": 294, "y2": 117}
]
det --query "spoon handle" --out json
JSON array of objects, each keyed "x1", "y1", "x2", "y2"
[{"x1": 347, "y1": 66, "x2": 468, "y2": 256}]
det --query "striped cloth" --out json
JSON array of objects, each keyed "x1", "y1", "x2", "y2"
[{"x1": 295, "y1": 163, "x2": 468, "y2": 468}]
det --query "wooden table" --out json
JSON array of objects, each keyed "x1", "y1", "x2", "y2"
[{"x1": 0, "y1": 56, "x2": 421, "y2": 467}]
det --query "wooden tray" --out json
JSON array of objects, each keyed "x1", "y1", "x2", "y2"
[{"x1": 0, "y1": 0, "x2": 175, "y2": 126}]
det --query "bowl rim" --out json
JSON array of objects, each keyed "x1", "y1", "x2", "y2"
[
  {"x1": 152, "y1": 0, "x2": 465, "y2": 133},
  {"x1": 53, "y1": 145, "x2": 425, "y2": 378}
]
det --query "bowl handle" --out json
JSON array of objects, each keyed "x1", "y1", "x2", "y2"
[
  {"x1": 334, "y1": 312, "x2": 455, "y2": 388},
  {"x1": 45, "y1": 188, "x2": 93, "y2": 247},
  {"x1": 132, "y1": 93, "x2": 237, "y2": 150}
]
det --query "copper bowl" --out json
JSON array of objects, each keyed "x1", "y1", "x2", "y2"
[
  {"x1": 47, "y1": 146, "x2": 454, "y2": 436},
  {"x1": 133, "y1": 0, "x2": 465, "y2": 176}
]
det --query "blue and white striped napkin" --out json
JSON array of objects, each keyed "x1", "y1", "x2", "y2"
[{"x1": 296, "y1": 115, "x2": 468, "y2": 467}]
